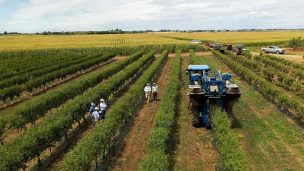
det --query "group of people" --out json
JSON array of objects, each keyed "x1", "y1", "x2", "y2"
[
  {"x1": 88, "y1": 98, "x2": 108, "y2": 127},
  {"x1": 144, "y1": 83, "x2": 159, "y2": 103},
  {"x1": 87, "y1": 83, "x2": 158, "y2": 127}
]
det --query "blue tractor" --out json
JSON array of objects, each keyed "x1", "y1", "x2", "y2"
[{"x1": 187, "y1": 65, "x2": 240, "y2": 128}]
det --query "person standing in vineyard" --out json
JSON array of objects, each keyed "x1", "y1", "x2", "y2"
[
  {"x1": 91, "y1": 107, "x2": 100, "y2": 127},
  {"x1": 89, "y1": 103, "x2": 95, "y2": 114},
  {"x1": 152, "y1": 83, "x2": 159, "y2": 102},
  {"x1": 99, "y1": 99, "x2": 107, "y2": 119},
  {"x1": 144, "y1": 83, "x2": 152, "y2": 103}
]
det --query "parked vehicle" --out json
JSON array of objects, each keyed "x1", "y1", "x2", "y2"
[
  {"x1": 207, "y1": 42, "x2": 221, "y2": 48},
  {"x1": 191, "y1": 40, "x2": 202, "y2": 44},
  {"x1": 261, "y1": 46, "x2": 285, "y2": 54}
]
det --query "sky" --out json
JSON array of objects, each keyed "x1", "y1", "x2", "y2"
[{"x1": 0, "y1": 0, "x2": 303, "y2": 33}]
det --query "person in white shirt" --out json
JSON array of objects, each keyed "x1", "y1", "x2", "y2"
[
  {"x1": 152, "y1": 83, "x2": 159, "y2": 102},
  {"x1": 91, "y1": 107, "x2": 100, "y2": 127},
  {"x1": 99, "y1": 98, "x2": 107, "y2": 119},
  {"x1": 144, "y1": 83, "x2": 152, "y2": 103}
]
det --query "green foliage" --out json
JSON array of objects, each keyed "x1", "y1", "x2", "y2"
[
  {"x1": 253, "y1": 55, "x2": 304, "y2": 93},
  {"x1": 213, "y1": 50, "x2": 304, "y2": 120},
  {"x1": 241, "y1": 51, "x2": 252, "y2": 59},
  {"x1": 0, "y1": 51, "x2": 145, "y2": 140},
  {"x1": 0, "y1": 52, "x2": 116, "y2": 101},
  {"x1": 288, "y1": 37, "x2": 304, "y2": 49},
  {"x1": 262, "y1": 53, "x2": 304, "y2": 71},
  {"x1": 225, "y1": 51, "x2": 260, "y2": 72},
  {"x1": 0, "y1": 44, "x2": 203, "y2": 102},
  {"x1": 138, "y1": 50, "x2": 181, "y2": 171},
  {"x1": 255, "y1": 55, "x2": 304, "y2": 80},
  {"x1": 0, "y1": 51, "x2": 156, "y2": 171},
  {"x1": 0, "y1": 44, "x2": 203, "y2": 59},
  {"x1": 190, "y1": 50, "x2": 247, "y2": 170},
  {"x1": 137, "y1": 150, "x2": 169, "y2": 171},
  {"x1": 212, "y1": 108, "x2": 248, "y2": 171},
  {"x1": 59, "y1": 50, "x2": 168, "y2": 171},
  {"x1": 189, "y1": 49, "x2": 196, "y2": 64},
  {"x1": 225, "y1": 51, "x2": 304, "y2": 95}
]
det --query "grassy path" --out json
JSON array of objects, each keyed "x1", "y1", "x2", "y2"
[
  {"x1": 170, "y1": 52, "x2": 219, "y2": 171},
  {"x1": 197, "y1": 53, "x2": 304, "y2": 170},
  {"x1": 108, "y1": 55, "x2": 173, "y2": 171}
]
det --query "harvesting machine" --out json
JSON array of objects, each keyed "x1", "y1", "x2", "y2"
[
  {"x1": 233, "y1": 44, "x2": 249, "y2": 55},
  {"x1": 187, "y1": 65, "x2": 240, "y2": 129}
]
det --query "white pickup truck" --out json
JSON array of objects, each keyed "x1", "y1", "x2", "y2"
[{"x1": 261, "y1": 46, "x2": 285, "y2": 54}]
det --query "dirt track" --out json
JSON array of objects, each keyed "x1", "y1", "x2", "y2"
[{"x1": 109, "y1": 55, "x2": 173, "y2": 171}]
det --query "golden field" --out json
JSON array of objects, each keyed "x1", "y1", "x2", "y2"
[
  {"x1": 0, "y1": 34, "x2": 187, "y2": 50},
  {"x1": 153, "y1": 31, "x2": 304, "y2": 43},
  {"x1": 1, "y1": 31, "x2": 304, "y2": 50}
]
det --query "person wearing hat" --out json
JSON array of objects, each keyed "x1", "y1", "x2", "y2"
[
  {"x1": 91, "y1": 107, "x2": 100, "y2": 127},
  {"x1": 88, "y1": 102, "x2": 95, "y2": 114},
  {"x1": 99, "y1": 98, "x2": 107, "y2": 119},
  {"x1": 152, "y1": 83, "x2": 159, "y2": 102},
  {"x1": 144, "y1": 83, "x2": 152, "y2": 103}
]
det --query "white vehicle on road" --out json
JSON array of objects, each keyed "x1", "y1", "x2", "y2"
[{"x1": 261, "y1": 46, "x2": 285, "y2": 54}]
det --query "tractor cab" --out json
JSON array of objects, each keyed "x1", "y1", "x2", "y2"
[
  {"x1": 188, "y1": 65, "x2": 209, "y2": 85},
  {"x1": 188, "y1": 65, "x2": 235, "y2": 96}
]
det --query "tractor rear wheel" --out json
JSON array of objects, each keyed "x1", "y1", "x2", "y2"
[{"x1": 192, "y1": 111, "x2": 202, "y2": 128}]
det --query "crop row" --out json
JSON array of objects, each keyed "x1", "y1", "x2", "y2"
[
  {"x1": 0, "y1": 51, "x2": 145, "y2": 143},
  {"x1": 0, "y1": 54, "x2": 86, "y2": 89},
  {"x1": 0, "y1": 49, "x2": 98, "y2": 80},
  {"x1": 254, "y1": 55, "x2": 304, "y2": 80},
  {"x1": 0, "y1": 43, "x2": 205, "y2": 59},
  {"x1": 225, "y1": 51, "x2": 304, "y2": 95},
  {"x1": 0, "y1": 51, "x2": 156, "y2": 171},
  {"x1": 0, "y1": 43, "x2": 204, "y2": 83},
  {"x1": 212, "y1": 108, "x2": 247, "y2": 171},
  {"x1": 262, "y1": 54, "x2": 304, "y2": 71},
  {"x1": 59, "y1": 50, "x2": 169, "y2": 171},
  {"x1": 254, "y1": 61, "x2": 304, "y2": 95},
  {"x1": 0, "y1": 53, "x2": 116, "y2": 101},
  {"x1": 189, "y1": 49, "x2": 196, "y2": 64},
  {"x1": 0, "y1": 44, "x2": 203, "y2": 89},
  {"x1": 213, "y1": 50, "x2": 304, "y2": 120},
  {"x1": 189, "y1": 50, "x2": 247, "y2": 170},
  {"x1": 24, "y1": 52, "x2": 115, "y2": 92},
  {"x1": 0, "y1": 49, "x2": 105, "y2": 83},
  {"x1": 138, "y1": 50, "x2": 181, "y2": 171}
]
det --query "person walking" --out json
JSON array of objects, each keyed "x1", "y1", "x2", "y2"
[
  {"x1": 144, "y1": 83, "x2": 152, "y2": 103},
  {"x1": 91, "y1": 107, "x2": 100, "y2": 127},
  {"x1": 99, "y1": 98, "x2": 107, "y2": 119},
  {"x1": 152, "y1": 83, "x2": 159, "y2": 102}
]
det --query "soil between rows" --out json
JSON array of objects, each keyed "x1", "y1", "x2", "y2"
[
  {"x1": 170, "y1": 52, "x2": 219, "y2": 171},
  {"x1": 108, "y1": 54, "x2": 173, "y2": 171}
]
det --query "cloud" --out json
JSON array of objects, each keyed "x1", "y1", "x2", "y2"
[{"x1": 1, "y1": 0, "x2": 304, "y2": 32}]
